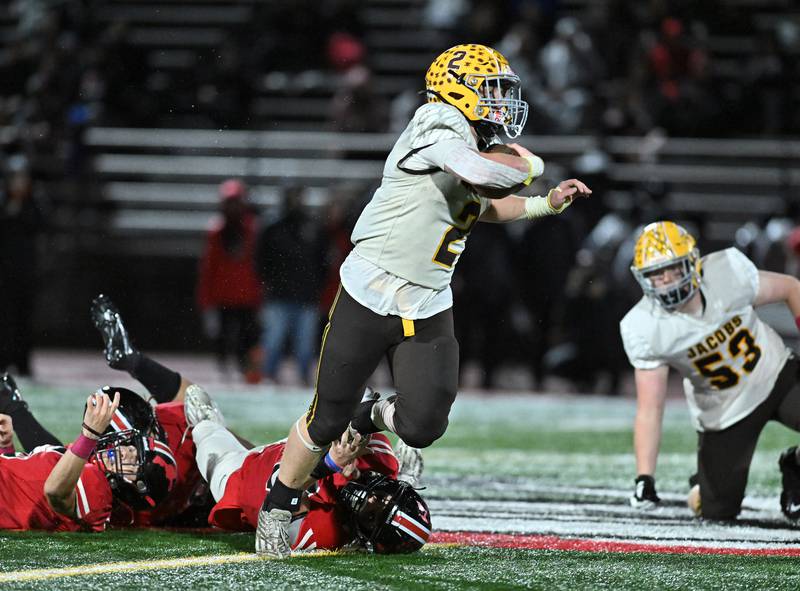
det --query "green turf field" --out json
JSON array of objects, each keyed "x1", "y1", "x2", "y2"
[{"x1": 3, "y1": 383, "x2": 800, "y2": 589}]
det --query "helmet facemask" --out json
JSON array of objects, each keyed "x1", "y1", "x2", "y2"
[
  {"x1": 469, "y1": 73, "x2": 528, "y2": 138},
  {"x1": 93, "y1": 430, "x2": 176, "y2": 510},
  {"x1": 426, "y1": 44, "x2": 529, "y2": 140},
  {"x1": 631, "y1": 251, "x2": 700, "y2": 311}
]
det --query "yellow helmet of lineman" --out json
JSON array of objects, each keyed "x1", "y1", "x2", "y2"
[
  {"x1": 631, "y1": 221, "x2": 701, "y2": 311},
  {"x1": 425, "y1": 44, "x2": 529, "y2": 139}
]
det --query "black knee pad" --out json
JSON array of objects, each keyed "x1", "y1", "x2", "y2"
[{"x1": 391, "y1": 335, "x2": 459, "y2": 449}]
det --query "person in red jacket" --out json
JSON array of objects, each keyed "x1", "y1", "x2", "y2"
[{"x1": 197, "y1": 179, "x2": 263, "y2": 379}]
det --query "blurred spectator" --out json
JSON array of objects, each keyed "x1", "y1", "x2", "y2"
[
  {"x1": 750, "y1": 217, "x2": 794, "y2": 273},
  {"x1": 643, "y1": 17, "x2": 719, "y2": 135},
  {"x1": 516, "y1": 214, "x2": 578, "y2": 389},
  {"x1": 423, "y1": 0, "x2": 468, "y2": 32},
  {"x1": 454, "y1": 223, "x2": 515, "y2": 389},
  {"x1": 318, "y1": 187, "x2": 356, "y2": 323},
  {"x1": 196, "y1": 179, "x2": 262, "y2": 380},
  {"x1": 786, "y1": 223, "x2": 800, "y2": 278},
  {"x1": 256, "y1": 186, "x2": 326, "y2": 384},
  {"x1": 555, "y1": 213, "x2": 633, "y2": 393},
  {"x1": 742, "y1": 29, "x2": 790, "y2": 136},
  {"x1": 326, "y1": 32, "x2": 366, "y2": 73},
  {"x1": 330, "y1": 65, "x2": 389, "y2": 133},
  {"x1": 534, "y1": 17, "x2": 604, "y2": 133},
  {"x1": 0, "y1": 160, "x2": 48, "y2": 376}
]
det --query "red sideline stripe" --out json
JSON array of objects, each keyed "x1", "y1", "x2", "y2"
[{"x1": 431, "y1": 531, "x2": 800, "y2": 557}]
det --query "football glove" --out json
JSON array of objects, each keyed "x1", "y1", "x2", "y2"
[{"x1": 630, "y1": 474, "x2": 661, "y2": 510}]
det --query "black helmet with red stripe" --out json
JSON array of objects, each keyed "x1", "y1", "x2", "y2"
[
  {"x1": 96, "y1": 386, "x2": 165, "y2": 441},
  {"x1": 89, "y1": 387, "x2": 177, "y2": 510},
  {"x1": 338, "y1": 471, "x2": 432, "y2": 554}
]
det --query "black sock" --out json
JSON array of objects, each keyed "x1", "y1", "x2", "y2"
[
  {"x1": 349, "y1": 399, "x2": 379, "y2": 435},
  {"x1": 6, "y1": 403, "x2": 63, "y2": 452},
  {"x1": 263, "y1": 478, "x2": 302, "y2": 512},
  {"x1": 128, "y1": 352, "x2": 182, "y2": 404}
]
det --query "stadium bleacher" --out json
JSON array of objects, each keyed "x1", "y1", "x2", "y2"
[{"x1": 2, "y1": 0, "x2": 798, "y2": 349}]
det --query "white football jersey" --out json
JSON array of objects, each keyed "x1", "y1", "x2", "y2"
[
  {"x1": 349, "y1": 103, "x2": 491, "y2": 290},
  {"x1": 620, "y1": 248, "x2": 791, "y2": 431}
]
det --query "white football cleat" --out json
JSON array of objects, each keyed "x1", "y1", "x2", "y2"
[
  {"x1": 255, "y1": 507, "x2": 292, "y2": 558},
  {"x1": 184, "y1": 384, "x2": 225, "y2": 428},
  {"x1": 395, "y1": 438, "x2": 424, "y2": 487}
]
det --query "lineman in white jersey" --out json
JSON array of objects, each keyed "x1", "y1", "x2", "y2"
[
  {"x1": 621, "y1": 221, "x2": 800, "y2": 521},
  {"x1": 256, "y1": 43, "x2": 591, "y2": 556}
]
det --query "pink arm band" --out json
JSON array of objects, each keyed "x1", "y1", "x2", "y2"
[
  {"x1": 795, "y1": 316, "x2": 800, "y2": 333},
  {"x1": 70, "y1": 434, "x2": 97, "y2": 460},
  {"x1": 0, "y1": 446, "x2": 14, "y2": 455}
]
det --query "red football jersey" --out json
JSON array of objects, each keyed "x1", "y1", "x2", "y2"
[
  {"x1": 209, "y1": 434, "x2": 399, "y2": 551},
  {"x1": 0, "y1": 445, "x2": 112, "y2": 532},
  {"x1": 126, "y1": 401, "x2": 202, "y2": 526}
]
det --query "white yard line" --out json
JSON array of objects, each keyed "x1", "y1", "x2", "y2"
[{"x1": 0, "y1": 551, "x2": 338, "y2": 583}]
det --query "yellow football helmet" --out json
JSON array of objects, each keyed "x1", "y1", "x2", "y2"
[
  {"x1": 425, "y1": 44, "x2": 529, "y2": 139},
  {"x1": 631, "y1": 221, "x2": 701, "y2": 311}
]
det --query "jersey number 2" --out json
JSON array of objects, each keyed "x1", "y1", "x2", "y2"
[
  {"x1": 433, "y1": 201, "x2": 481, "y2": 268},
  {"x1": 692, "y1": 329, "x2": 761, "y2": 390}
]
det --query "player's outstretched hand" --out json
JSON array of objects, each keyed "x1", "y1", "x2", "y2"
[
  {"x1": 630, "y1": 474, "x2": 661, "y2": 510},
  {"x1": 82, "y1": 391, "x2": 121, "y2": 439},
  {"x1": 331, "y1": 431, "x2": 371, "y2": 480},
  {"x1": 548, "y1": 179, "x2": 592, "y2": 209},
  {"x1": 0, "y1": 413, "x2": 13, "y2": 448}
]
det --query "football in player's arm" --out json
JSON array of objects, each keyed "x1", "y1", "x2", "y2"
[{"x1": 621, "y1": 221, "x2": 800, "y2": 521}]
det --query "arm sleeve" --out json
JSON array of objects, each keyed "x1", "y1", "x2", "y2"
[
  {"x1": 401, "y1": 103, "x2": 531, "y2": 187},
  {"x1": 620, "y1": 318, "x2": 664, "y2": 370},
  {"x1": 442, "y1": 145, "x2": 530, "y2": 188},
  {"x1": 74, "y1": 465, "x2": 113, "y2": 531}
]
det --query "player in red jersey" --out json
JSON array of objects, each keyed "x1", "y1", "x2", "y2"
[
  {"x1": 0, "y1": 385, "x2": 175, "y2": 532},
  {"x1": 185, "y1": 386, "x2": 431, "y2": 554},
  {"x1": 91, "y1": 294, "x2": 218, "y2": 527},
  {"x1": 91, "y1": 293, "x2": 431, "y2": 550}
]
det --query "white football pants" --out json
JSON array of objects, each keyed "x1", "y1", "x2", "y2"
[{"x1": 193, "y1": 420, "x2": 265, "y2": 502}]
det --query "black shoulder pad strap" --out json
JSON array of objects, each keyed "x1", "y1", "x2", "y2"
[{"x1": 397, "y1": 143, "x2": 440, "y2": 175}]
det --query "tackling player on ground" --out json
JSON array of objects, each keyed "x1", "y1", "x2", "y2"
[
  {"x1": 257, "y1": 43, "x2": 592, "y2": 557},
  {"x1": 91, "y1": 294, "x2": 430, "y2": 551},
  {"x1": 0, "y1": 375, "x2": 177, "y2": 531},
  {"x1": 186, "y1": 387, "x2": 431, "y2": 554},
  {"x1": 621, "y1": 221, "x2": 800, "y2": 521}
]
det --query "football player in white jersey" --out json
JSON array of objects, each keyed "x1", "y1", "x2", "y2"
[
  {"x1": 620, "y1": 221, "x2": 800, "y2": 521},
  {"x1": 256, "y1": 44, "x2": 592, "y2": 556}
]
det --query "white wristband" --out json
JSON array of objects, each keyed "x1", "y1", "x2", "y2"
[
  {"x1": 522, "y1": 155, "x2": 545, "y2": 186},
  {"x1": 520, "y1": 189, "x2": 572, "y2": 220}
]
